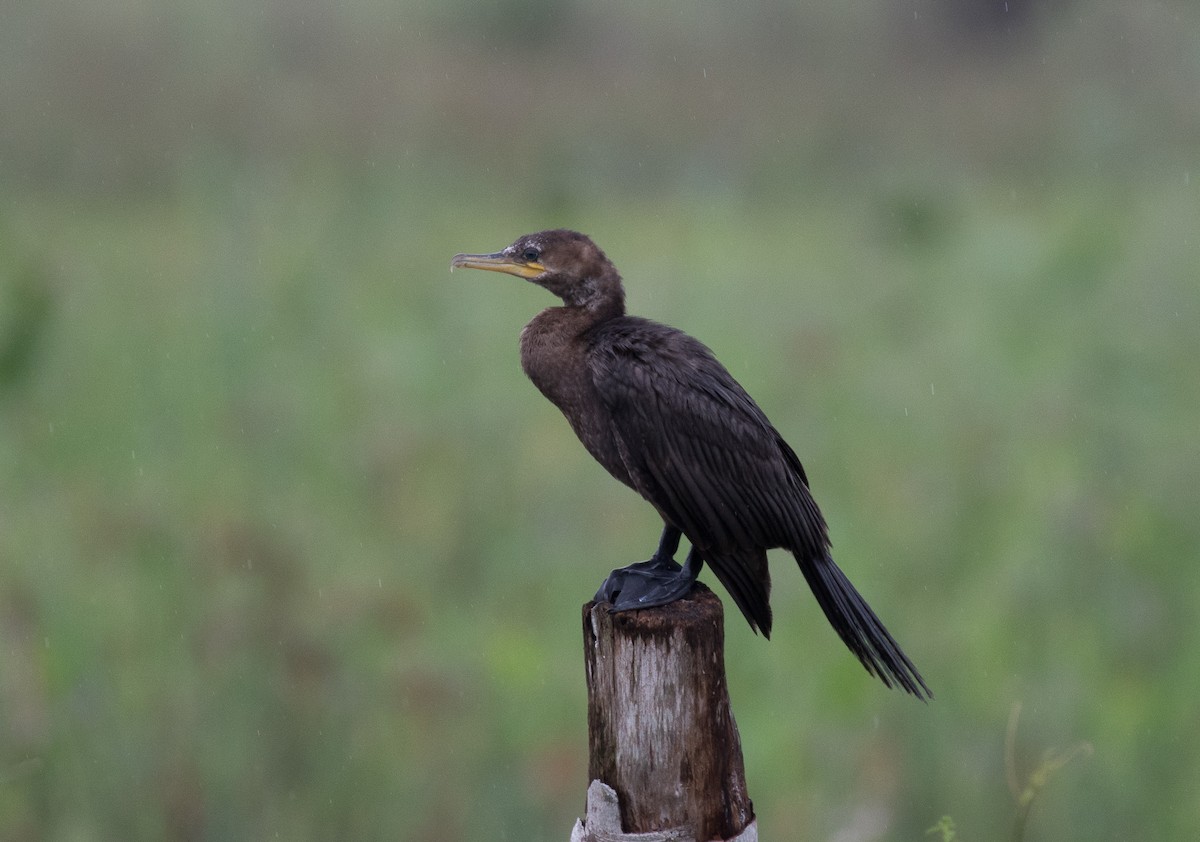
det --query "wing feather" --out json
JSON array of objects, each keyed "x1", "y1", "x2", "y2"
[
  {"x1": 588, "y1": 319, "x2": 823, "y2": 633},
  {"x1": 585, "y1": 317, "x2": 931, "y2": 697},
  {"x1": 590, "y1": 319, "x2": 815, "y2": 553}
]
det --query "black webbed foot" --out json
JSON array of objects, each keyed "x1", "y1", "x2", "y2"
[
  {"x1": 595, "y1": 556, "x2": 690, "y2": 609},
  {"x1": 594, "y1": 523, "x2": 703, "y2": 612}
]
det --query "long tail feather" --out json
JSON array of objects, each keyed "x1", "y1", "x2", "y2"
[{"x1": 796, "y1": 554, "x2": 932, "y2": 700}]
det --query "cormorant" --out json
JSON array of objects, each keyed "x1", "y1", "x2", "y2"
[{"x1": 451, "y1": 230, "x2": 930, "y2": 699}]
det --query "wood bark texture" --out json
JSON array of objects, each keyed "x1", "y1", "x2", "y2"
[{"x1": 582, "y1": 584, "x2": 754, "y2": 841}]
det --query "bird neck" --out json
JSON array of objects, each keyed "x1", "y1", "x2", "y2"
[
  {"x1": 531, "y1": 300, "x2": 621, "y2": 345},
  {"x1": 580, "y1": 288, "x2": 625, "y2": 322},
  {"x1": 544, "y1": 269, "x2": 625, "y2": 319}
]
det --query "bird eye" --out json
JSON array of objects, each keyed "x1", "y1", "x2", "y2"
[{"x1": 522, "y1": 247, "x2": 541, "y2": 262}]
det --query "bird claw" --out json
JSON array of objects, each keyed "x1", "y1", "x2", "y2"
[{"x1": 595, "y1": 556, "x2": 696, "y2": 612}]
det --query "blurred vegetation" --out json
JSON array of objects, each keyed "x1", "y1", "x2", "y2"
[{"x1": 1, "y1": 0, "x2": 1198, "y2": 839}]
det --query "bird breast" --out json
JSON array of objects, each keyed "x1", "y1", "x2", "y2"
[
  {"x1": 519, "y1": 308, "x2": 636, "y2": 490},
  {"x1": 519, "y1": 308, "x2": 590, "y2": 408}
]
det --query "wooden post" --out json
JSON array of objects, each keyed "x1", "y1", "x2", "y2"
[{"x1": 572, "y1": 584, "x2": 757, "y2": 842}]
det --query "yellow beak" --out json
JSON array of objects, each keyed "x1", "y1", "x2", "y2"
[{"x1": 450, "y1": 251, "x2": 545, "y2": 279}]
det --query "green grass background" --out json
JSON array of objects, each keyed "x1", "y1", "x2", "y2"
[{"x1": 2, "y1": 1, "x2": 1198, "y2": 839}]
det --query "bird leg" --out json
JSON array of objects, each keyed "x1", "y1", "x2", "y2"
[{"x1": 595, "y1": 525, "x2": 704, "y2": 611}]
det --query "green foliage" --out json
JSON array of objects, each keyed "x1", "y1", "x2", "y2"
[
  {"x1": 1007, "y1": 704, "x2": 1094, "y2": 842},
  {"x1": 928, "y1": 816, "x2": 959, "y2": 842},
  {"x1": 926, "y1": 705, "x2": 1094, "y2": 842},
  {"x1": 1, "y1": 1, "x2": 1198, "y2": 840},
  {"x1": 0, "y1": 239, "x2": 53, "y2": 397}
]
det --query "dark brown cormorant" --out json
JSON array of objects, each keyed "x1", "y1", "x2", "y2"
[{"x1": 451, "y1": 230, "x2": 930, "y2": 699}]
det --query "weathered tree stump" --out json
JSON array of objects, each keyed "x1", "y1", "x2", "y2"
[{"x1": 573, "y1": 584, "x2": 756, "y2": 842}]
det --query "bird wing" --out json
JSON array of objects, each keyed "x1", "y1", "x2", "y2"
[
  {"x1": 587, "y1": 319, "x2": 827, "y2": 632},
  {"x1": 587, "y1": 319, "x2": 931, "y2": 697},
  {"x1": 589, "y1": 319, "x2": 823, "y2": 551}
]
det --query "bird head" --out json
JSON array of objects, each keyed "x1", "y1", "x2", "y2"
[{"x1": 451, "y1": 229, "x2": 624, "y2": 313}]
